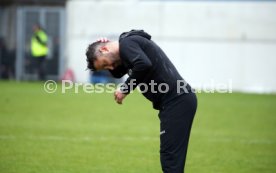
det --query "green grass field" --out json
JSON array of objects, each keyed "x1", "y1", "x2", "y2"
[{"x1": 0, "y1": 81, "x2": 275, "y2": 173}]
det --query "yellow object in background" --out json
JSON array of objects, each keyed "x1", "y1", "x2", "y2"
[{"x1": 31, "y1": 30, "x2": 48, "y2": 57}]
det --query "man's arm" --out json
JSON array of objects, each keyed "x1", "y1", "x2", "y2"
[{"x1": 120, "y1": 37, "x2": 152, "y2": 94}]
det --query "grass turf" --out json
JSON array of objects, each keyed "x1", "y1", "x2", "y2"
[{"x1": 0, "y1": 81, "x2": 275, "y2": 173}]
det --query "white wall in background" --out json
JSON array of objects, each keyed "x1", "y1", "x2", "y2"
[{"x1": 66, "y1": 0, "x2": 276, "y2": 93}]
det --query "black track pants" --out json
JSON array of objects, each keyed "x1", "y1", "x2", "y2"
[{"x1": 158, "y1": 93, "x2": 197, "y2": 173}]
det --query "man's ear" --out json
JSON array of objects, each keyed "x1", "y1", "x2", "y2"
[{"x1": 99, "y1": 46, "x2": 109, "y2": 53}]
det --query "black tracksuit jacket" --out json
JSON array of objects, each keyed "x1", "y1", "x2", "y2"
[{"x1": 109, "y1": 30, "x2": 192, "y2": 110}]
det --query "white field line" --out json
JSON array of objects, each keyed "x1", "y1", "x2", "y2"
[
  {"x1": 207, "y1": 138, "x2": 275, "y2": 145},
  {"x1": 0, "y1": 135, "x2": 274, "y2": 144},
  {"x1": 0, "y1": 135, "x2": 159, "y2": 142}
]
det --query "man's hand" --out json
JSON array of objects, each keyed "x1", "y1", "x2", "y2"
[
  {"x1": 114, "y1": 89, "x2": 127, "y2": 105},
  {"x1": 97, "y1": 37, "x2": 109, "y2": 43}
]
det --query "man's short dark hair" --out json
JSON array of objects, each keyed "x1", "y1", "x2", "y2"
[{"x1": 86, "y1": 41, "x2": 105, "y2": 71}]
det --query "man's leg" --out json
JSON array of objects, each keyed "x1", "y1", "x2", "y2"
[{"x1": 159, "y1": 93, "x2": 197, "y2": 173}]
